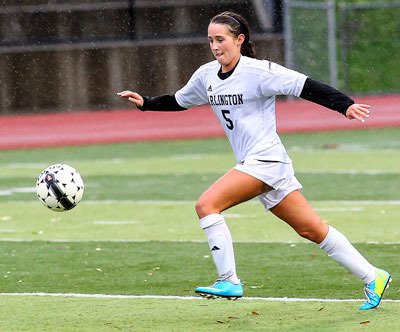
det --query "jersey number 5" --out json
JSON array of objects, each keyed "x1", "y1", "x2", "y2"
[{"x1": 221, "y1": 109, "x2": 234, "y2": 130}]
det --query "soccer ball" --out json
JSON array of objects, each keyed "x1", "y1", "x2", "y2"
[{"x1": 36, "y1": 164, "x2": 84, "y2": 212}]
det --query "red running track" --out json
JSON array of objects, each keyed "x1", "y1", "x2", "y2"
[{"x1": 0, "y1": 94, "x2": 399, "y2": 150}]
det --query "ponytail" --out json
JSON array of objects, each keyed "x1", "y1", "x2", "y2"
[{"x1": 241, "y1": 39, "x2": 256, "y2": 58}]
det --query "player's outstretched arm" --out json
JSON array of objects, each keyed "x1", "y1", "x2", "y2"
[
  {"x1": 299, "y1": 78, "x2": 372, "y2": 122},
  {"x1": 345, "y1": 103, "x2": 371, "y2": 123},
  {"x1": 118, "y1": 90, "x2": 186, "y2": 112},
  {"x1": 117, "y1": 90, "x2": 144, "y2": 108}
]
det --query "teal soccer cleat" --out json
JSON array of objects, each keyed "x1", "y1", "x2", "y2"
[
  {"x1": 359, "y1": 269, "x2": 392, "y2": 310},
  {"x1": 195, "y1": 279, "x2": 243, "y2": 300}
]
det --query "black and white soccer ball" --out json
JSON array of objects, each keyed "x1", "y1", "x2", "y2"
[{"x1": 36, "y1": 164, "x2": 84, "y2": 212}]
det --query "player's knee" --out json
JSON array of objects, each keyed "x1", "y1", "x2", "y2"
[
  {"x1": 195, "y1": 198, "x2": 207, "y2": 218},
  {"x1": 195, "y1": 195, "x2": 215, "y2": 219},
  {"x1": 296, "y1": 227, "x2": 326, "y2": 244},
  {"x1": 297, "y1": 228, "x2": 315, "y2": 241}
]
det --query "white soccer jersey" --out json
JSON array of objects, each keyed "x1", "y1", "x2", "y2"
[{"x1": 175, "y1": 56, "x2": 307, "y2": 163}]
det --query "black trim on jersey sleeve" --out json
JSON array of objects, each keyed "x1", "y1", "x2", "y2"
[
  {"x1": 300, "y1": 78, "x2": 354, "y2": 116},
  {"x1": 137, "y1": 94, "x2": 187, "y2": 112}
]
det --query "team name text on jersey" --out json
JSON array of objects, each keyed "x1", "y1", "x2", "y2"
[{"x1": 209, "y1": 94, "x2": 243, "y2": 106}]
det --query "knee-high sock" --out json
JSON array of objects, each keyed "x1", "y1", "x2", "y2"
[
  {"x1": 319, "y1": 226, "x2": 376, "y2": 284},
  {"x1": 200, "y1": 214, "x2": 240, "y2": 284}
]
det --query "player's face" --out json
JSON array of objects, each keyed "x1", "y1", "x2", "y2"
[{"x1": 208, "y1": 23, "x2": 244, "y2": 72}]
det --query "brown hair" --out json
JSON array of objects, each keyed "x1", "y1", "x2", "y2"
[{"x1": 210, "y1": 11, "x2": 256, "y2": 58}]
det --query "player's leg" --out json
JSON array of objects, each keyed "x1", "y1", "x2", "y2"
[
  {"x1": 195, "y1": 168, "x2": 271, "y2": 299},
  {"x1": 270, "y1": 189, "x2": 328, "y2": 243},
  {"x1": 195, "y1": 168, "x2": 272, "y2": 218},
  {"x1": 270, "y1": 189, "x2": 391, "y2": 309}
]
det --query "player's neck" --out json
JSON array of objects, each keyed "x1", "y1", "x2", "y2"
[{"x1": 218, "y1": 58, "x2": 240, "y2": 80}]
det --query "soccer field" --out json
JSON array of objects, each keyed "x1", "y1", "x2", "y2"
[{"x1": 0, "y1": 128, "x2": 399, "y2": 331}]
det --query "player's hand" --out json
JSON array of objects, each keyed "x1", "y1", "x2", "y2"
[
  {"x1": 117, "y1": 90, "x2": 144, "y2": 108},
  {"x1": 345, "y1": 103, "x2": 371, "y2": 123}
]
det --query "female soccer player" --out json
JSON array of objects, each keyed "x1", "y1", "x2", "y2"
[{"x1": 118, "y1": 11, "x2": 391, "y2": 310}]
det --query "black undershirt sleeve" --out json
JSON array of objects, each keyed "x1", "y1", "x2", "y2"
[
  {"x1": 137, "y1": 94, "x2": 186, "y2": 112},
  {"x1": 299, "y1": 77, "x2": 354, "y2": 116}
]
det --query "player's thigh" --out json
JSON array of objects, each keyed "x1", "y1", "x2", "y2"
[
  {"x1": 270, "y1": 190, "x2": 328, "y2": 243},
  {"x1": 196, "y1": 168, "x2": 271, "y2": 217}
]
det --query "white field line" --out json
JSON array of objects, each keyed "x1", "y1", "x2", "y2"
[
  {"x1": 2, "y1": 159, "x2": 400, "y2": 174},
  {"x1": 315, "y1": 207, "x2": 364, "y2": 212},
  {"x1": 0, "y1": 292, "x2": 399, "y2": 303},
  {"x1": 0, "y1": 187, "x2": 35, "y2": 196},
  {"x1": 0, "y1": 229, "x2": 15, "y2": 233},
  {"x1": 297, "y1": 169, "x2": 400, "y2": 175},
  {"x1": 1, "y1": 238, "x2": 400, "y2": 245},
  {"x1": 0, "y1": 198, "x2": 399, "y2": 205},
  {"x1": 82, "y1": 200, "x2": 400, "y2": 205}
]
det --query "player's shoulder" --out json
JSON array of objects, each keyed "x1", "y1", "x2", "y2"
[
  {"x1": 193, "y1": 60, "x2": 220, "y2": 77},
  {"x1": 238, "y1": 56, "x2": 279, "y2": 75}
]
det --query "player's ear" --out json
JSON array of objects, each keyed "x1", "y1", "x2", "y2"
[{"x1": 237, "y1": 33, "x2": 245, "y2": 45}]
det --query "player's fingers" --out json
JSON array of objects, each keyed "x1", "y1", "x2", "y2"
[
  {"x1": 356, "y1": 103, "x2": 371, "y2": 109},
  {"x1": 346, "y1": 104, "x2": 371, "y2": 122},
  {"x1": 350, "y1": 110, "x2": 367, "y2": 123},
  {"x1": 357, "y1": 105, "x2": 371, "y2": 115},
  {"x1": 357, "y1": 105, "x2": 371, "y2": 119},
  {"x1": 117, "y1": 90, "x2": 134, "y2": 98},
  {"x1": 128, "y1": 96, "x2": 140, "y2": 103},
  {"x1": 117, "y1": 91, "x2": 144, "y2": 107},
  {"x1": 353, "y1": 113, "x2": 365, "y2": 123},
  {"x1": 129, "y1": 95, "x2": 144, "y2": 107},
  {"x1": 117, "y1": 92, "x2": 128, "y2": 98}
]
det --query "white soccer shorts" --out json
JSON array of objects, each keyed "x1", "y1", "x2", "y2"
[{"x1": 234, "y1": 159, "x2": 302, "y2": 210}]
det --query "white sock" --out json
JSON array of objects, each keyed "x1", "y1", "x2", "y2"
[
  {"x1": 319, "y1": 226, "x2": 376, "y2": 284},
  {"x1": 200, "y1": 214, "x2": 240, "y2": 284}
]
